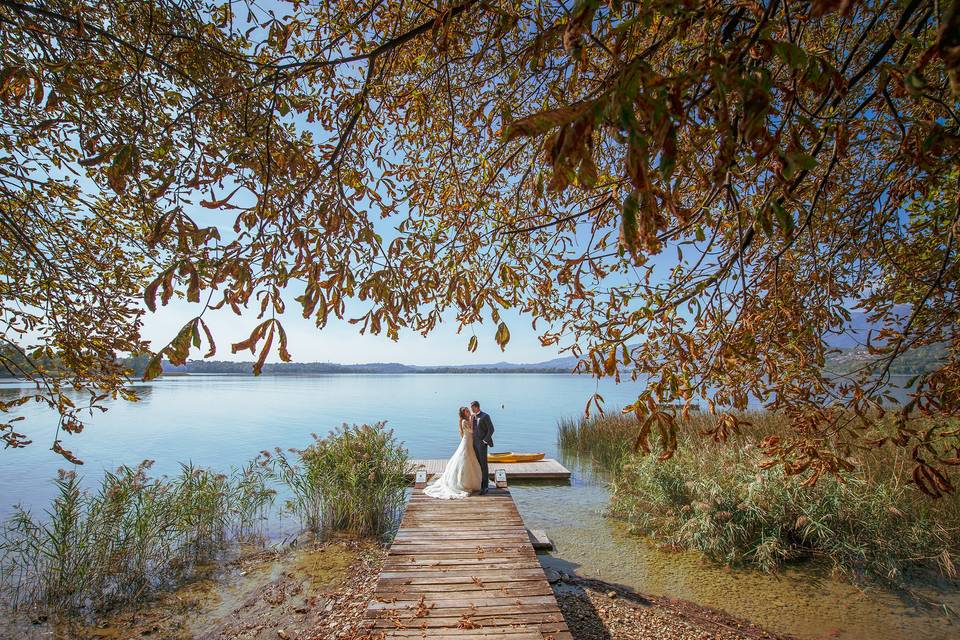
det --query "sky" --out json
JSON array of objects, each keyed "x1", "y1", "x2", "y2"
[{"x1": 138, "y1": 294, "x2": 564, "y2": 366}]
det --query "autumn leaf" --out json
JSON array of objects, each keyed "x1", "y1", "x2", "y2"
[
  {"x1": 494, "y1": 322, "x2": 510, "y2": 351},
  {"x1": 199, "y1": 318, "x2": 216, "y2": 358},
  {"x1": 142, "y1": 353, "x2": 164, "y2": 381},
  {"x1": 503, "y1": 101, "x2": 594, "y2": 141},
  {"x1": 200, "y1": 185, "x2": 243, "y2": 209},
  {"x1": 254, "y1": 324, "x2": 275, "y2": 375},
  {"x1": 144, "y1": 272, "x2": 164, "y2": 313}
]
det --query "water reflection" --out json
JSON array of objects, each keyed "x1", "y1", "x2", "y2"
[{"x1": 0, "y1": 380, "x2": 156, "y2": 405}]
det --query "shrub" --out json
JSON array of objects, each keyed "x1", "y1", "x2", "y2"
[{"x1": 272, "y1": 422, "x2": 408, "y2": 538}]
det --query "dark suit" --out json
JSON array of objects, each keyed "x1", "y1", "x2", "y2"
[{"x1": 472, "y1": 410, "x2": 495, "y2": 491}]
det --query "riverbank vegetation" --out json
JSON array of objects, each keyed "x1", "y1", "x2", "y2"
[
  {"x1": 271, "y1": 422, "x2": 408, "y2": 537},
  {"x1": 560, "y1": 411, "x2": 960, "y2": 584},
  {"x1": 0, "y1": 423, "x2": 407, "y2": 613},
  {"x1": 0, "y1": 460, "x2": 273, "y2": 611}
]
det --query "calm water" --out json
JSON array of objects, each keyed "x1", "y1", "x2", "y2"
[
  {"x1": 0, "y1": 373, "x2": 640, "y2": 513},
  {"x1": 0, "y1": 374, "x2": 955, "y2": 639}
]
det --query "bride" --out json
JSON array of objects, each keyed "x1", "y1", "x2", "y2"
[{"x1": 424, "y1": 407, "x2": 483, "y2": 499}]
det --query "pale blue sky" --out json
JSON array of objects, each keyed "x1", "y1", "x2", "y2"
[{"x1": 140, "y1": 295, "x2": 563, "y2": 366}]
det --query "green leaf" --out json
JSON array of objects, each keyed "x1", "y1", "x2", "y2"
[
  {"x1": 757, "y1": 206, "x2": 773, "y2": 238},
  {"x1": 771, "y1": 41, "x2": 808, "y2": 71},
  {"x1": 771, "y1": 201, "x2": 794, "y2": 236},
  {"x1": 166, "y1": 321, "x2": 195, "y2": 365},
  {"x1": 620, "y1": 192, "x2": 640, "y2": 256},
  {"x1": 783, "y1": 151, "x2": 816, "y2": 180},
  {"x1": 578, "y1": 155, "x2": 599, "y2": 188},
  {"x1": 659, "y1": 124, "x2": 677, "y2": 180}
]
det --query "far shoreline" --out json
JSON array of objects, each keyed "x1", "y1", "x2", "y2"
[{"x1": 160, "y1": 368, "x2": 579, "y2": 375}]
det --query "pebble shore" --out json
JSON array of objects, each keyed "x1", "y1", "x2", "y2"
[{"x1": 549, "y1": 570, "x2": 789, "y2": 640}]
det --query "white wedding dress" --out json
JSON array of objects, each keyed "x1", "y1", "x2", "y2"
[{"x1": 424, "y1": 418, "x2": 483, "y2": 499}]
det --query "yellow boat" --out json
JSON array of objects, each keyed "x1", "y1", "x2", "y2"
[{"x1": 487, "y1": 452, "x2": 545, "y2": 463}]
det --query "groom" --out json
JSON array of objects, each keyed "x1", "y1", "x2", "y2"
[{"x1": 470, "y1": 401, "x2": 495, "y2": 494}]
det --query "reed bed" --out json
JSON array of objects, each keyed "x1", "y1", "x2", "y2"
[
  {"x1": 560, "y1": 411, "x2": 960, "y2": 583},
  {"x1": 558, "y1": 412, "x2": 641, "y2": 472},
  {"x1": 0, "y1": 459, "x2": 275, "y2": 612},
  {"x1": 271, "y1": 422, "x2": 409, "y2": 537},
  {"x1": 1, "y1": 422, "x2": 409, "y2": 613}
]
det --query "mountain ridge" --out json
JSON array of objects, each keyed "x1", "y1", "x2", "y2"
[{"x1": 160, "y1": 355, "x2": 582, "y2": 375}]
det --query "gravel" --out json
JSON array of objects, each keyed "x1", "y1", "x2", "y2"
[{"x1": 552, "y1": 573, "x2": 791, "y2": 640}]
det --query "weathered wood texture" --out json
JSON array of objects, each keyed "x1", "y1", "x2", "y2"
[
  {"x1": 407, "y1": 459, "x2": 571, "y2": 481},
  {"x1": 364, "y1": 488, "x2": 571, "y2": 639}
]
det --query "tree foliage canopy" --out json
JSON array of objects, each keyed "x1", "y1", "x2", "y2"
[{"x1": 1, "y1": 0, "x2": 959, "y2": 493}]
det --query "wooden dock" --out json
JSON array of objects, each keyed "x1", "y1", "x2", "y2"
[
  {"x1": 364, "y1": 488, "x2": 572, "y2": 639},
  {"x1": 407, "y1": 458, "x2": 571, "y2": 481}
]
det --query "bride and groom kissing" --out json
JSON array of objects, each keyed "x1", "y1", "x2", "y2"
[{"x1": 424, "y1": 401, "x2": 495, "y2": 499}]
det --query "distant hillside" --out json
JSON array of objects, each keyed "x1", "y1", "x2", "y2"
[
  {"x1": 0, "y1": 349, "x2": 580, "y2": 378},
  {"x1": 825, "y1": 342, "x2": 948, "y2": 376},
  {"x1": 160, "y1": 357, "x2": 579, "y2": 375}
]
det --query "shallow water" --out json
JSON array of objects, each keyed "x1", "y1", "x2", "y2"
[{"x1": 1, "y1": 373, "x2": 954, "y2": 639}]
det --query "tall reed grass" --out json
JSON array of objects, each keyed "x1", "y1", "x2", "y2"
[
  {"x1": 558, "y1": 412, "x2": 641, "y2": 472},
  {"x1": 1, "y1": 422, "x2": 409, "y2": 614},
  {"x1": 0, "y1": 459, "x2": 275, "y2": 611},
  {"x1": 560, "y1": 411, "x2": 960, "y2": 583},
  {"x1": 271, "y1": 422, "x2": 409, "y2": 537}
]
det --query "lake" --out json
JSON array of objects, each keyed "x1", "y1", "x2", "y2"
[
  {"x1": 0, "y1": 373, "x2": 644, "y2": 513},
  {"x1": 0, "y1": 373, "x2": 955, "y2": 639}
]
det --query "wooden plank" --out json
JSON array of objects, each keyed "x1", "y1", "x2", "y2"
[
  {"x1": 375, "y1": 585, "x2": 554, "y2": 598},
  {"x1": 406, "y1": 458, "x2": 571, "y2": 481},
  {"x1": 377, "y1": 575, "x2": 549, "y2": 586},
  {"x1": 364, "y1": 488, "x2": 570, "y2": 639},
  {"x1": 382, "y1": 631, "x2": 573, "y2": 640},
  {"x1": 527, "y1": 528, "x2": 554, "y2": 551}
]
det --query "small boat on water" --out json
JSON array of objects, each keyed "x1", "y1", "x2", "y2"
[{"x1": 487, "y1": 452, "x2": 545, "y2": 463}]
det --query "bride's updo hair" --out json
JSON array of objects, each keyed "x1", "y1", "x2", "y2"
[{"x1": 458, "y1": 406, "x2": 470, "y2": 421}]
